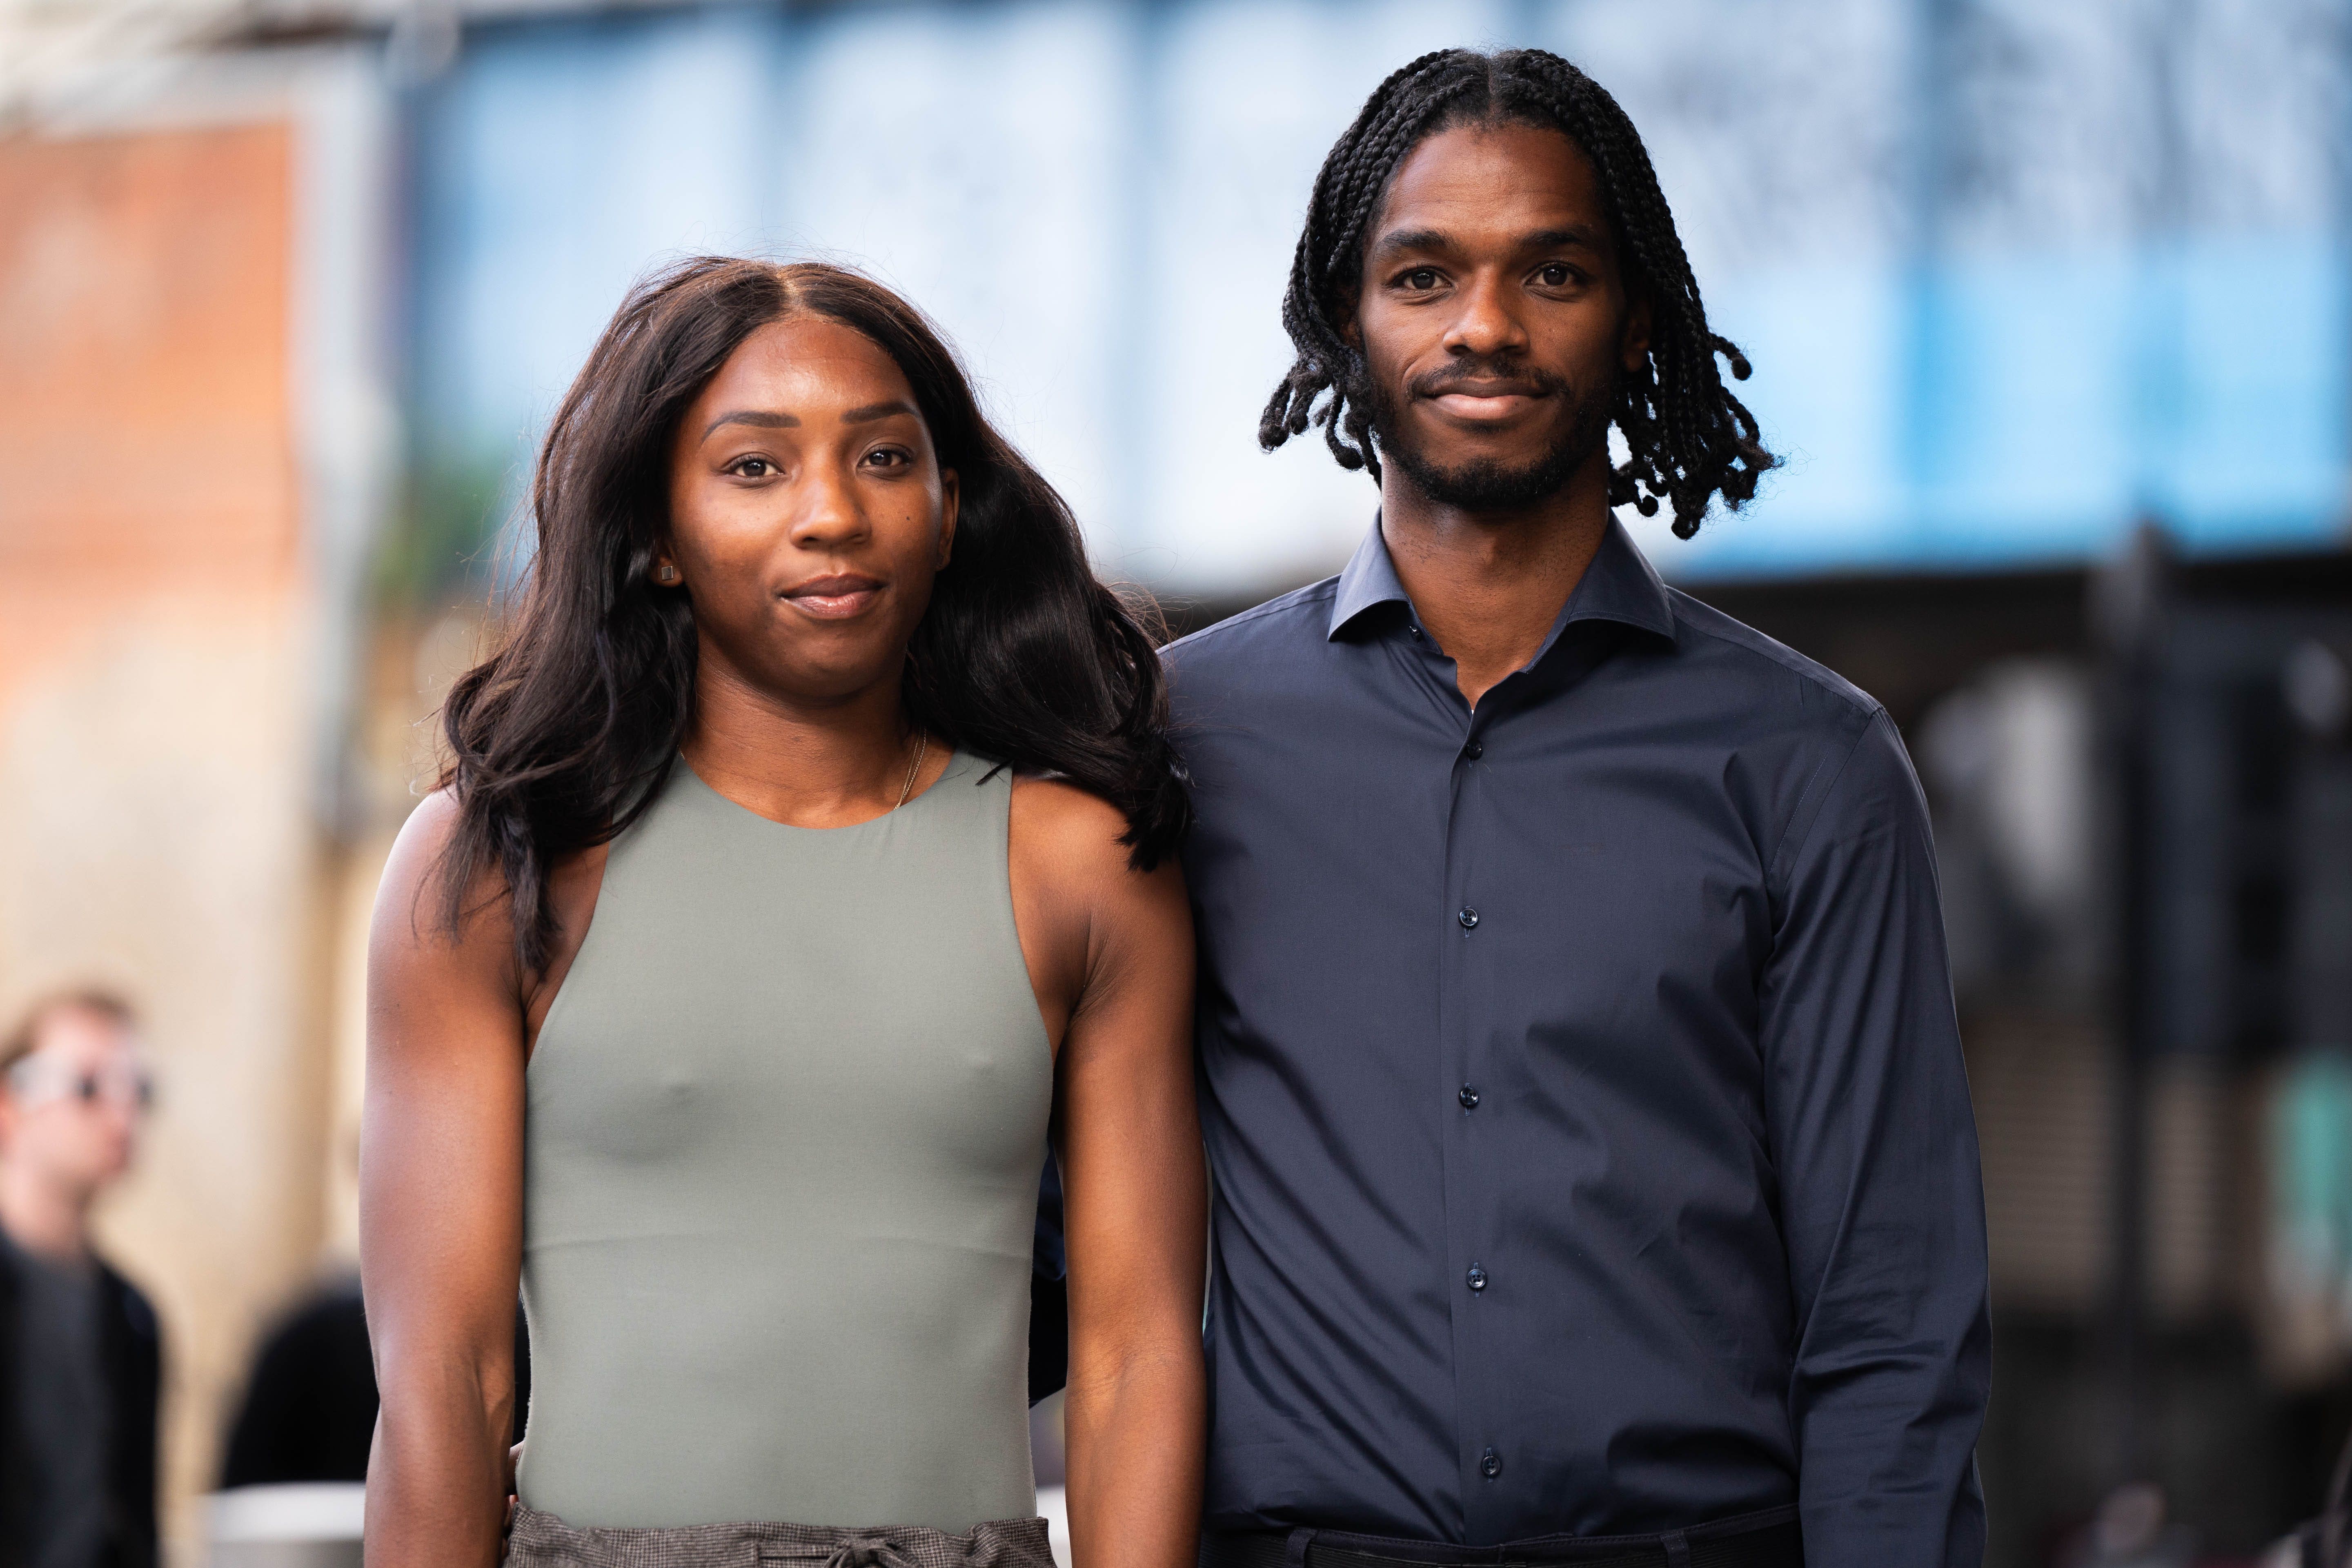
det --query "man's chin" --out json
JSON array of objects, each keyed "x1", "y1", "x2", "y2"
[
  {"x1": 1371, "y1": 380, "x2": 1614, "y2": 513},
  {"x1": 1387, "y1": 445, "x2": 1592, "y2": 513}
]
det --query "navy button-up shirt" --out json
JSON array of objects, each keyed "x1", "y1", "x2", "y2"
[{"x1": 1164, "y1": 519, "x2": 1989, "y2": 1567}]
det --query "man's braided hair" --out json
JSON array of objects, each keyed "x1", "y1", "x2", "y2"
[{"x1": 1261, "y1": 47, "x2": 1775, "y2": 538}]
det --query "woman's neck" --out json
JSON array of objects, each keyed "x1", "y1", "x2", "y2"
[{"x1": 681, "y1": 654, "x2": 930, "y2": 829}]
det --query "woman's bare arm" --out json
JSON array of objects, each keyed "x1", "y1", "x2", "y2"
[
  {"x1": 1013, "y1": 782, "x2": 1206, "y2": 1568},
  {"x1": 360, "y1": 793, "x2": 533, "y2": 1568}
]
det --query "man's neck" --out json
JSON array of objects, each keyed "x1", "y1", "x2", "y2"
[
  {"x1": 0, "y1": 1163, "x2": 91, "y2": 1264},
  {"x1": 1377, "y1": 458, "x2": 1613, "y2": 709}
]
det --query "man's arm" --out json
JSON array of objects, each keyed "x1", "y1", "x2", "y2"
[{"x1": 1762, "y1": 708, "x2": 1991, "y2": 1568}]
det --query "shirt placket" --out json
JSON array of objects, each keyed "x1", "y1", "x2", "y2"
[{"x1": 1438, "y1": 679, "x2": 1506, "y2": 1541}]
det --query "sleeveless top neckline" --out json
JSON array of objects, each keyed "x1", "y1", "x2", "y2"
[{"x1": 671, "y1": 744, "x2": 972, "y2": 837}]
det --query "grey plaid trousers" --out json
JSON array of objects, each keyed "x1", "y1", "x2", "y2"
[{"x1": 505, "y1": 1507, "x2": 1056, "y2": 1568}]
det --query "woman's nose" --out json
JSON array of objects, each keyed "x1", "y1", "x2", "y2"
[{"x1": 789, "y1": 461, "x2": 872, "y2": 547}]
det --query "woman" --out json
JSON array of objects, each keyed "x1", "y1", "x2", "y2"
[{"x1": 360, "y1": 259, "x2": 1205, "y2": 1568}]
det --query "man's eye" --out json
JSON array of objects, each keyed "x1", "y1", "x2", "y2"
[
  {"x1": 1400, "y1": 268, "x2": 1442, "y2": 290},
  {"x1": 1538, "y1": 264, "x2": 1574, "y2": 286}
]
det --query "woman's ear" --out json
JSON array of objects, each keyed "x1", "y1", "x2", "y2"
[
  {"x1": 652, "y1": 552, "x2": 683, "y2": 587},
  {"x1": 936, "y1": 470, "x2": 959, "y2": 570}
]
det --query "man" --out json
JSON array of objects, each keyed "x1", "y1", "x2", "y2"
[
  {"x1": 1166, "y1": 49, "x2": 1989, "y2": 1568},
  {"x1": 0, "y1": 992, "x2": 161, "y2": 1568}
]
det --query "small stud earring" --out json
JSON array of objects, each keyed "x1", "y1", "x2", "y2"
[{"x1": 655, "y1": 563, "x2": 681, "y2": 585}]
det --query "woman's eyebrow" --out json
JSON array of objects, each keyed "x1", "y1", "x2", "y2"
[
  {"x1": 841, "y1": 400, "x2": 918, "y2": 425},
  {"x1": 701, "y1": 409, "x2": 799, "y2": 439}
]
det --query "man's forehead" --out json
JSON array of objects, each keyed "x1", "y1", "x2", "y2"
[
  {"x1": 33, "y1": 1005, "x2": 138, "y2": 1056},
  {"x1": 1371, "y1": 124, "x2": 1608, "y2": 250},
  {"x1": 1387, "y1": 121, "x2": 1595, "y2": 199}
]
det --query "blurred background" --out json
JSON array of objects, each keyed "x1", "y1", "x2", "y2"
[{"x1": 2, "y1": 0, "x2": 2350, "y2": 1564}]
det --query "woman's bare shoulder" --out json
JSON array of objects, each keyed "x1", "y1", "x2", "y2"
[
  {"x1": 1008, "y1": 774, "x2": 1187, "y2": 938},
  {"x1": 372, "y1": 788, "x2": 607, "y2": 1021},
  {"x1": 1005, "y1": 774, "x2": 1188, "y2": 1053},
  {"x1": 1009, "y1": 774, "x2": 1138, "y2": 872},
  {"x1": 371, "y1": 786, "x2": 511, "y2": 975},
  {"x1": 393, "y1": 783, "x2": 462, "y2": 849}
]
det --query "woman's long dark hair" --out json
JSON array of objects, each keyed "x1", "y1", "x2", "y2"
[{"x1": 437, "y1": 257, "x2": 1188, "y2": 971}]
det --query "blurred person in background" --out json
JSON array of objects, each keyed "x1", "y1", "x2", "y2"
[
  {"x1": 219, "y1": 1275, "x2": 529, "y2": 1491},
  {"x1": 363, "y1": 260, "x2": 1205, "y2": 1568},
  {"x1": 0, "y1": 992, "x2": 160, "y2": 1568},
  {"x1": 218, "y1": 1275, "x2": 381, "y2": 1488},
  {"x1": 1168, "y1": 47, "x2": 1988, "y2": 1568}
]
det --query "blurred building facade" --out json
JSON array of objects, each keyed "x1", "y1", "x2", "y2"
[
  {"x1": 0, "y1": 42, "x2": 397, "y2": 1557},
  {"x1": 1, "y1": 1, "x2": 2349, "y2": 1564}
]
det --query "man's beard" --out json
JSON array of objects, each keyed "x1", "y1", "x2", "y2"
[{"x1": 1366, "y1": 358, "x2": 1618, "y2": 512}]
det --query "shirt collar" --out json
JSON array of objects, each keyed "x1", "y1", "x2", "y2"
[
  {"x1": 1326, "y1": 516, "x2": 1414, "y2": 638},
  {"x1": 1326, "y1": 514, "x2": 1677, "y2": 645}
]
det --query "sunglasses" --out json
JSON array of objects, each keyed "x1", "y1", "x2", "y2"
[{"x1": 6, "y1": 1059, "x2": 156, "y2": 1111}]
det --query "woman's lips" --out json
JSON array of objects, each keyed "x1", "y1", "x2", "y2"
[{"x1": 781, "y1": 576, "x2": 882, "y2": 619}]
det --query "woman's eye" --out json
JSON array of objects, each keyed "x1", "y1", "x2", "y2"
[
  {"x1": 864, "y1": 448, "x2": 909, "y2": 469},
  {"x1": 731, "y1": 457, "x2": 774, "y2": 478}
]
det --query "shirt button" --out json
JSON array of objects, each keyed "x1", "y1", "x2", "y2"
[
  {"x1": 1463, "y1": 740, "x2": 1484, "y2": 760},
  {"x1": 1466, "y1": 1265, "x2": 1488, "y2": 1292},
  {"x1": 1457, "y1": 907, "x2": 1480, "y2": 930},
  {"x1": 1480, "y1": 1448, "x2": 1502, "y2": 1480},
  {"x1": 1458, "y1": 1083, "x2": 1480, "y2": 1110},
  {"x1": 1410, "y1": 624, "x2": 1425, "y2": 640}
]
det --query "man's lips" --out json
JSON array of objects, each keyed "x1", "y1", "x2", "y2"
[
  {"x1": 780, "y1": 573, "x2": 883, "y2": 619},
  {"x1": 1422, "y1": 383, "x2": 1552, "y2": 423}
]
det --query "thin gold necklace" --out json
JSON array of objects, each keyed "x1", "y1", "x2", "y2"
[{"x1": 895, "y1": 730, "x2": 929, "y2": 810}]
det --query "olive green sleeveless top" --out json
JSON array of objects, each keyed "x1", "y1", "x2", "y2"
[{"x1": 516, "y1": 750, "x2": 1053, "y2": 1531}]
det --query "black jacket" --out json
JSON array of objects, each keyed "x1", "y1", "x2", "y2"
[{"x1": 0, "y1": 1244, "x2": 161, "y2": 1568}]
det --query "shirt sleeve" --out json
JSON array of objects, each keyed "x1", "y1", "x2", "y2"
[{"x1": 1761, "y1": 707, "x2": 1991, "y2": 1568}]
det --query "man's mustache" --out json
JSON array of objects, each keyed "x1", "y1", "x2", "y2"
[{"x1": 1408, "y1": 358, "x2": 1569, "y2": 400}]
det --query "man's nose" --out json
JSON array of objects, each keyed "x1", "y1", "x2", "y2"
[{"x1": 1442, "y1": 272, "x2": 1531, "y2": 358}]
